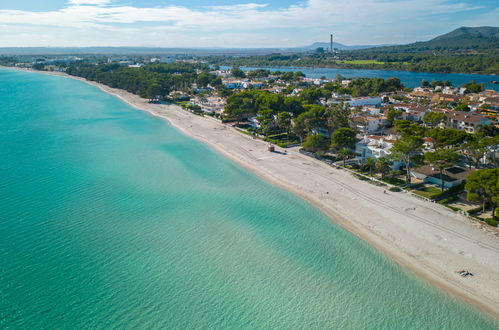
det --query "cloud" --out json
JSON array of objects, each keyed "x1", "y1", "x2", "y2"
[
  {"x1": 0, "y1": 0, "x2": 488, "y2": 47},
  {"x1": 67, "y1": 0, "x2": 112, "y2": 5}
]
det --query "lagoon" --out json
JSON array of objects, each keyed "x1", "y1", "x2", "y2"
[{"x1": 229, "y1": 66, "x2": 499, "y2": 91}]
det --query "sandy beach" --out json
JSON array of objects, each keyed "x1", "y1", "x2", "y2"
[{"x1": 5, "y1": 68, "x2": 499, "y2": 319}]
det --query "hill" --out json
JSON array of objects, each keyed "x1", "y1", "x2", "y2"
[{"x1": 359, "y1": 26, "x2": 499, "y2": 53}]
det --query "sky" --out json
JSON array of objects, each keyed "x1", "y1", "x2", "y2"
[{"x1": 0, "y1": 0, "x2": 497, "y2": 48}]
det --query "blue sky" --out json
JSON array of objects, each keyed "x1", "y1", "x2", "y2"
[{"x1": 0, "y1": 0, "x2": 497, "y2": 47}]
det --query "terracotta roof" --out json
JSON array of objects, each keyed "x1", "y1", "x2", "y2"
[{"x1": 445, "y1": 111, "x2": 488, "y2": 123}]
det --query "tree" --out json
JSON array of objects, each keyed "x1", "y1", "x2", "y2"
[
  {"x1": 299, "y1": 87, "x2": 323, "y2": 104},
  {"x1": 257, "y1": 109, "x2": 275, "y2": 136},
  {"x1": 338, "y1": 148, "x2": 355, "y2": 166},
  {"x1": 277, "y1": 112, "x2": 292, "y2": 137},
  {"x1": 282, "y1": 97, "x2": 304, "y2": 115},
  {"x1": 146, "y1": 83, "x2": 162, "y2": 101},
  {"x1": 375, "y1": 157, "x2": 392, "y2": 179},
  {"x1": 386, "y1": 107, "x2": 403, "y2": 126},
  {"x1": 231, "y1": 66, "x2": 246, "y2": 78},
  {"x1": 364, "y1": 158, "x2": 377, "y2": 177},
  {"x1": 463, "y1": 80, "x2": 484, "y2": 93},
  {"x1": 394, "y1": 120, "x2": 426, "y2": 137},
  {"x1": 331, "y1": 127, "x2": 357, "y2": 151},
  {"x1": 326, "y1": 105, "x2": 351, "y2": 133},
  {"x1": 462, "y1": 136, "x2": 499, "y2": 169},
  {"x1": 224, "y1": 92, "x2": 256, "y2": 121},
  {"x1": 390, "y1": 136, "x2": 424, "y2": 185},
  {"x1": 424, "y1": 149, "x2": 459, "y2": 192},
  {"x1": 427, "y1": 128, "x2": 468, "y2": 149},
  {"x1": 302, "y1": 134, "x2": 330, "y2": 153},
  {"x1": 466, "y1": 168, "x2": 498, "y2": 219},
  {"x1": 423, "y1": 112, "x2": 446, "y2": 127},
  {"x1": 455, "y1": 103, "x2": 470, "y2": 112},
  {"x1": 421, "y1": 80, "x2": 430, "y2": 87}
]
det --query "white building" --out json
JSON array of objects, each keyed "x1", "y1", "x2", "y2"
[{"x1": 355, "y1": 135, "x2": 403, "y2": 169}]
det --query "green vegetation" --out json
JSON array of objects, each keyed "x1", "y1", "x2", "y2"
[
  {"x1": 302, "y1": 134, "x2": 330, "y2": 153},
  {"x1": 338, "y1": 60, "x2": 386, "y2": 65},
  {"x1": 466, "y1": 168, "x2": 498, "y2": 220},
  {"x1": 412, "y1": 185, "x2": 441, "y2": 199},
  {"x1": 66, "y1": 62, "x2": 220, "y2": 99},
  {"x1": 390, "y1": 136, "x2": 424, "y2": 185}
]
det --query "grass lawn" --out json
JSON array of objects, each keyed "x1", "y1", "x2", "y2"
[
  {"x1": 412, "y1": 185, "x2": 441, "y2": 199},
  {"x1": 381, "y1": 177, "x2": 406, "y2": 186},
  {"x1": 339, "y1": 60, "x2": 386, "y2": 65}
]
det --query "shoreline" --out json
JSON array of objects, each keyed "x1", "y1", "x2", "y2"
[{"x1": 3, "y1": 67, "x2": 499, "y2": 320}]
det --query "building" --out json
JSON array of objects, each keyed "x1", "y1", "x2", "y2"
[
  {"x1": 353, "y1": 116, "x2": 387, "y2": 134},
  {"x1": 193, "y1": 96, "x2": 226, "y2": 113},
  {"x1": 411, "y1": 166, "x2": 472, "y2": 188},
  {"x1": 355, "y1": 135, "x2": 403, "y2": 169},
  {"x1": 391, "y1": 104, "x2": 428, "y2": 122},
  {"x1": 442, "y1": 111, "x2": 491, "y2": 133},
  {"x1": 431, "y1": 94, "x2": 463, "y2": 104}
]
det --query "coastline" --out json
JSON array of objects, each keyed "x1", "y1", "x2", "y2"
[{"x1": 3, "y1": 67, "x2": 499, "y2": 319}]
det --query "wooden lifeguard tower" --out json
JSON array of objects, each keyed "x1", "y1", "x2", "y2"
[{"x1": 267, "y1": 143, "x2": 275, "y2": 152}]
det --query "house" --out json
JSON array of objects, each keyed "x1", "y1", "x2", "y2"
[
  {"x1": 248, "y1": 116, "x2": 261, "y2": 129},
  {"x1": 431, "y1": 94, "x2": 463, "y2": 104},
  {"x1": 194, "y1": 96, "x2": 226, "y2": 113},
  {"x1": 391, "y1": 104, "x2": 428, "y2": 122},
  {"x1": 353, "y1": 116, "x2": 387, "y2": 134},
  {"x1": 442, "y1": 111, "x2": 491, "y2": 133},
  {"x1": 341, "y1": 80, "x2": 352, "y2": 87},
  {"x1": 355, "y1": 135, "x2": 403, "y2": 169},
  {"x1": 362, "y1": 107, "x2": 381, "y2": 115},
  {"x1": 224, "y1": 81, "x2": 245, "y2": 89},
  {"x1": 411, "y1": 166, "x2": 472, "y2": 188},
  {"x1": 408, "y1": 89, "x2": 433, "y2": 101}
]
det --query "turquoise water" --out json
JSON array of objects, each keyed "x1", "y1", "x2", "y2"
[
  {"x1": 1, "y1": 69, "x2": 498, "y2": 329},
  {"x1": 222, "y1": 66, "x2": 499, "y2": 91}
]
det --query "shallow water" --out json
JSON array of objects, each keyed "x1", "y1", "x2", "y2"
[{"x1": 1, "y1": 69, "x2": 498, "y2": 328}]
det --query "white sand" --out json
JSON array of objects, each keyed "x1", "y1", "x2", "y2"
[{"x1": 6, "y1": 68, "x2": 499, "y2": 318}]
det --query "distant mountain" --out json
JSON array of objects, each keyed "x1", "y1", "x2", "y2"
[{"x1": 359, "y1": 26, "x2": 499, "y2": 53}]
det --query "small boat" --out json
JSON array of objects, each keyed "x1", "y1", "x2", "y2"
[{"x1": 490, "y1": 81, "x2": 499, "y2": 84}]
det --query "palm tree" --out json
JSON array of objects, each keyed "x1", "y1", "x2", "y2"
[
  {"x1": 338, "y1": 148, "x2": 354, "y2": 167},
  {"x1": 364, "y1": 158, "x2": 377, "y2": 177},
  {"x1": 375, "y1": 157, "x2": 392, "y2": 180}
]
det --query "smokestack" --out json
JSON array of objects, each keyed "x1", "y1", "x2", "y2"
[{"x1": 330, "y1": 34, "x2": 333, "y2": 53}]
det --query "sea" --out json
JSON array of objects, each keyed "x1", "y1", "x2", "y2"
[{"x1": 1, "y1": 68, "x2": 498, "y2": 328}]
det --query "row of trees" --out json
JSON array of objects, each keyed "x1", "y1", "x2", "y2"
[
  {"x1": 66, "y1": 63, "x2": 221, "y2": 100},
  {"x1": 206, "y1": 52, "x2": 498, "y2": 75}
]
